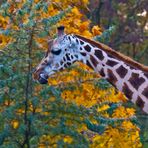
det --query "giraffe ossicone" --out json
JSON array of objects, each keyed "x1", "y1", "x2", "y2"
[{"x1": 34, "y1": 26, "x2": 148, "y2": 114}]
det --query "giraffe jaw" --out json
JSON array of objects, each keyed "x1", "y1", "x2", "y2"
[
  {"x1": 47, "y1": 71, "x2": 56, "y2": 77},
  {"x1": 44, "y1": 66, "x2": 57, "y2": 76}
]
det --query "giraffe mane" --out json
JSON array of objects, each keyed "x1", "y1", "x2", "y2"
[{"x1": 76, "y1": 34, "x2": 148, "y2": 73}]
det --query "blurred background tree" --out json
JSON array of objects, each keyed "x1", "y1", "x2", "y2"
[
  {"x1": 88, "y1": 0, "x2": 148, "y2": 65},
  {"x1": 0, "y1": 0, "x2": 147, "y2": 147}
]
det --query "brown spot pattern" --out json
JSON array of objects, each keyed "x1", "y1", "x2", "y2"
[
  {"x1": 76, "y1": 39, "x2": 79, "y2": 43},
  {"x1": 76, "y1": 35, "x2": 148, "y2": 73},
  {"x1": 64, "y1": 64, "x2": 68, "y2": 68},
  {"x1": 142, "y1": 86, "x2": 148, "y2": 98},
  {"x1": 122, "y1": 82, "x2": 133, "y2": 100},
  {"x1": 90, "y1": 55, "x2": 98, "y2": 67},
  {"x1": 60, "y1": 61, "x2": 64, "y2": 65},
  {"x1": 94, "y1": 50, "x2": 104, "y2": 61},
  {"x1": 129, "y1": 73, "x2": 145, "y2": 90},
  {"x1": 84, "y1": 45, "x2": 91, "y2": 52},
  {"x1": 108, "y1": 54, "x2": 114, "y2": 59},
  {"x1": 100, "y1": 68, "x2": 105, "y2": 77},
  {"x1": 129, "y1": 65, "x2": 136, "y2": 70},
  {"x1": 80, "y1": 52, "x2": 87, "y2": 56},
  {"x1": 107, "y1": 69, "x2": 118, "y2": 85},
  {"x1": 116, "y1": 65, "x2": 128, "y2": 78},
  {"x1": 106, "y1": 60, "x2": 118, "y2": 67},
  {"x1": 86, "y1": 60, "x2": 93, "y2": 69},
  {"x1": 66, "y1": 54, "x2": 70, "y2": 61},
  {"x1": 144, "y1": 73, "x2": 148, "y2": 78},
  {"x1": 136, "y1": 97, "x2": 145, "y2": 108},
  {"x1": 80, "y1": 40, "x2": 84, "y2": 45}
]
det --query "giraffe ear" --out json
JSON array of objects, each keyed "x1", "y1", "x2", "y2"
[{"x1": 57, "y1": 26, "x2": 65, "y2": 37}]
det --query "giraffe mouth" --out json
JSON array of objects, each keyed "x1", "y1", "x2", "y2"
[
  {"x1": 38, "y1": 73, "x2": 48, "y2": 84},
  {"x1": 38, "y1": 70, "x2": 57, "y2": 84}
]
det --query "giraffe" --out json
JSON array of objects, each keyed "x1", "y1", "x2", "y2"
[{"x1": 34, "y1": 26, "x2": 148, "y2": 114}]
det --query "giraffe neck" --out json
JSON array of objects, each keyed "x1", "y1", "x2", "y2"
[{"x1": 76, "y1": 35, "x2": 148, "y2": 114}]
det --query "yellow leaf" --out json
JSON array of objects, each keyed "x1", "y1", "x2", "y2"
[
  {"x1": 92, "y1": 25, "x2": 102, "y2": 36},
  {"x1": 63, "y1": 136, "x2": 73, "y2": 143},
  {"x1": 97, "y1": 104, "x2": 110, "y2": 112},
  {"x1": 11, "y1": 120, "x2": 19, "y2": 129}
]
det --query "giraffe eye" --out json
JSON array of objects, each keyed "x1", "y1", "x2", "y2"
[{"x1": 51, "y1": 49, "x2": 62, "y2": 55}]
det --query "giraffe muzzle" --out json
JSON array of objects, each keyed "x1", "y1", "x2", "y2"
[{"x1": 38, "y1": 73, "x2": 48, "y2": 84}]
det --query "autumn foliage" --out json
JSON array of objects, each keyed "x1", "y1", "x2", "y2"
[{"x1": 0, "y1": 0, "x2": 144, "y2": 147}]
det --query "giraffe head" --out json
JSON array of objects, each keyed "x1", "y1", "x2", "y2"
[{"x1": 33, "y1": 26, "x2": 85, "y2": 84}]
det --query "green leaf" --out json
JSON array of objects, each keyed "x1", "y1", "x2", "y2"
[
  {"x1": 85, "y1": 119, "x2": 106, "y2": 134},
  {"x1": 95, "y1": 78, "x2": 112, "y2": 90},
  {"x1": 94, "y1": 26, "x2": 116, "y2": 44},
  {"x1": 43, "y1": 4, "x2": 48, "y2": 13},
  {"x1": 38, "y1": 31, "x2": 49, "y2": 38},
  {"x1": 18, "y1": 10, "x2": 25, "y2": 16},
  {"x1": 25, "y1": 20, "x2": 35, "y2": 27}
]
